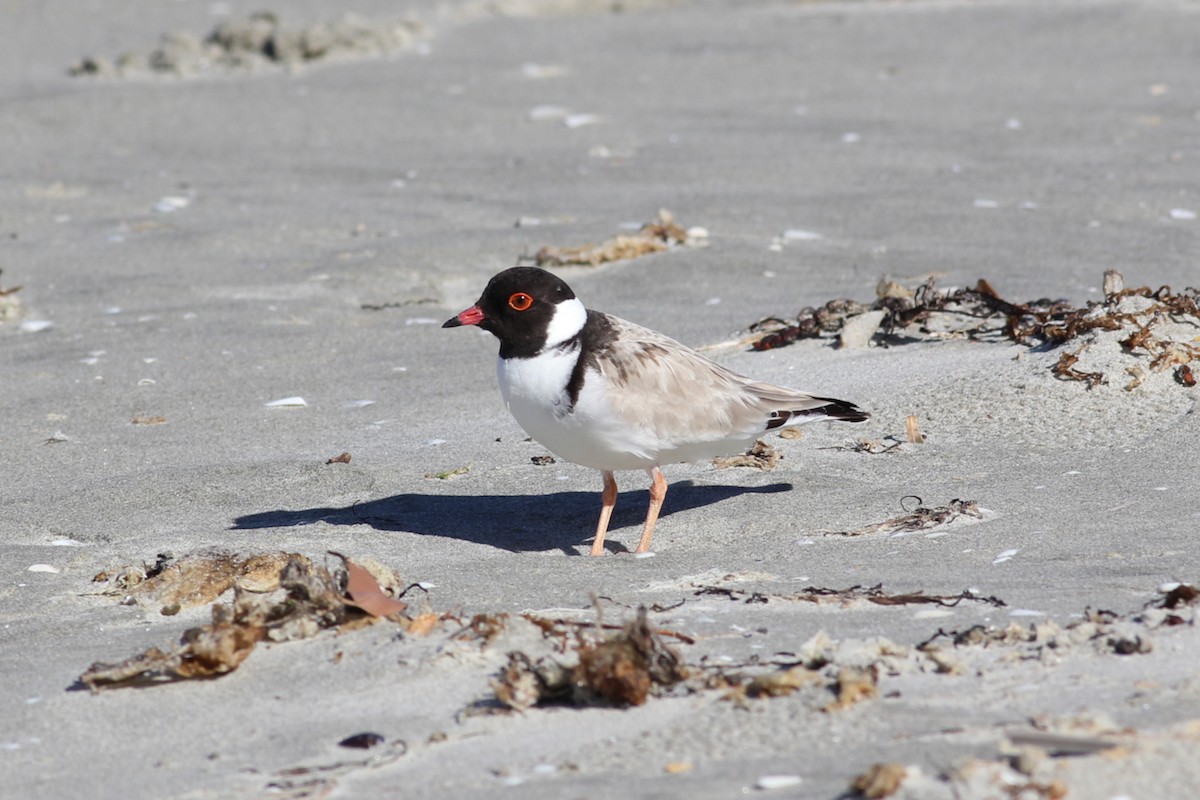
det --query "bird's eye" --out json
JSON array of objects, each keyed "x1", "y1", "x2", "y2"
[{"x1": 508, "y1": 292, "x2": 534, "y2": 311}]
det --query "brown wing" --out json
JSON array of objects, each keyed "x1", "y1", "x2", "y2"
[{"x1": 592, "y1": 315, "x2": 866, "y2": 445}]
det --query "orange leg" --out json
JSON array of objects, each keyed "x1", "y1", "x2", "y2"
[
  {"x1": 591, "y1": 470, "x2": 618, "y2": 556},
  {"x1": 636, "y1": 466, "x2": 667, "y2": 553}
]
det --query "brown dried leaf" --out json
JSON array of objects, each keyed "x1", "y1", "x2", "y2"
[
  {"x1": 326, "y1": 451, "x2": 352, "y2": 464},
  {"x1": 131, "y1": 414, "x2": 167, "y2": 425},
  {"x1": 904, "y1": 414, "x2": 925, "y2": 444},
  {"x1": 340, "y1": 557, "x2": 408, "y2": 618}
]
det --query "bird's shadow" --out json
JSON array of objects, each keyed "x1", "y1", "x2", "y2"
[{"x1": 231, "y1": 480, "x2": 793, "y2": 554}]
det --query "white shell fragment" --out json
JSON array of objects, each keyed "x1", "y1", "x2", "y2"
[
  {"x1": 521, "y1": 63, "x2": 568, "y2": 79},
  {"x1": 563, "y1": 113, "x2": 601, "y2": 128},
  {"x1": 27, "y1": 564, "x2": 61, "y2": 573},
  {"x1": 19, "y1": 320, "x2": 54, "y2": 333},
  {"x1": 782, "y1": 229, "x2": 822, "y2": 241},
  {"x1": 993, "y1": 548, "x2": 1019, "y2": 564},
  {"x1": 153, "y1": 195, "x2": 191, "y2": 213},
  {"x1": 527, "y1": 104, "x2": 570, "y2": 122},
  {"x1": 1169, "y1": 208, "x2": 1196, "y2": 220},
  {"x1": 264, "y1": 396, "x2": 308, "y2": 408},
  {"x1": 755, "y1": 775, "x2": 803, "y2": 790}
]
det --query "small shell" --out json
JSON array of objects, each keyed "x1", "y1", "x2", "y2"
[
  {"x1": 755, "y1": 775, "x2": 803, "y2": 791},
  {"x1": 264, "y1": 396, "x2": 307, "y2": 408}
]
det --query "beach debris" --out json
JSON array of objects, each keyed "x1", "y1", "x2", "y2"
[
  {"x1": 336, "y1": 553, "x2": 408, "y2": 618},
  {"x1": 831, "y1": 437, "x2": 905, "y2": 455},
  {"x1": 744, "y1": 270, "x2": 1200, "y2": 389},
  {"x1": 916, "y1": 596, "x2": 1182, "y2": 663},
  {"x1": 338, "y1": 732, "x2": 387, "y2": 750},
  {"x1": 326, "y1": 451, "x2": 352, "y2": 464},
  {"x1": 754, "y1": 774, "x2": 803, "y2": 790},
  {"x1": 80, "y1": 553, "x2": 417, "y2": 691},
  {"x1": 850, "y1": 762, "x2": 907, "y2": 798},
  {"x1": 265, "y1": 396, "x2": 307, "y2": 408},
  {"x1": 0, "y1": 270, "x2": 21, "y2": 321},
  {"x1": 1154, "y1": 582, "x2": 1198, "y2": 609},
  {"x1": 153, "y1": 195, "x2": 190, "y2": 213},
  {"x1": 904, "y1": 415, "x2": 925, "y2": 444},
  {"x1": 491, "y1": 606, "x2": 688, "y2": 710},
  {"x1": 712, "y1": 438, "x2": 782, "y2": 470},
  {"x1": 819, "y1": 497, "x2": 982, "y2": 537},
  {"x1": 839, "y1": 309, "x2": 886, "y2": 349},
  {"x1": 533, "y1": 209, "x2": 704, "y2": 267},
  {"x1": 70, "y1": 12, "x2": 425, "y2": 78},
  {"x1": 267, "y1": 738, "x2": 408, "y2": 798},
  {"x1": 425, "y1": 464, "x2": 471, "y2": 480},
  {"x1": 693, "y1": 582, "x2": 1006, "y2": 610},
  {"x1": 530, "y1": 454, "x2": 557, "y2": 465},
  {"x1": 450, "y1": 612, "x2": 512, "y2": 646},
  {"x1": 93, "y1": 551, "x2": 301, "y2": 610},
  {"x1": 27, "y1": 564, "x2": 60, "y2": 574},
  {"x1": 728, "y1": 664, "x2": 823, "y2": 702},
  {"x1": 824, "y1": 666, "x2": 878, "y2": 711},
  {"x1": 131, "y1": 414, "x2": 167, "y2": 425},
  {"x1": 572, "y1": 607, "x2": 687, "y2": 706}
]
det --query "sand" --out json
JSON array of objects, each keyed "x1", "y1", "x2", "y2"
[{"x1": 3, "y1": 0, "x2": 1199, "y2": 797}]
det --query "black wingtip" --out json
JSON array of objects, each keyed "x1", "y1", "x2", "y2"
[{"x1": 813, "y1": 397, "x2": 870, "y2": 423}]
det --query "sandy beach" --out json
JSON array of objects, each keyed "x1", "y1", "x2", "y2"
[{"x1": 3, "y1": 0, "x2": 1199, "y2": 797}]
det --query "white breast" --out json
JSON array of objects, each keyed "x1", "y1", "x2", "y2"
[{"x1": 497, "y1": 350, "x2": 662, "y2": 471}]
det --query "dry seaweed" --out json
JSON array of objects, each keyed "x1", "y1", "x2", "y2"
[
  {"x1": 850, "y1": 762, "x2": 908, "y2": 799},
  {"x1": 744, "y1": 270, "x2": 1200, "y2": 389},
  {"x1": 93, "y1": 551, "x2": 305, "y2": 611},
  {"x1": 70, "y1": 12, "x2": 425, "y2": 78},
  {"x1": 266, "y1": 738, "x2": 408, "y2": 799},
  {"x1": 718, "y1": 664, "x2": 823, "y2": 705},
  {"x1": 824, "y1": 665, "x2": 879, "y2": 711},
  {"x1": 1155, "y1": 583, "x2": 1199, "y2": 609},
  {"x1": 533, "y1": 209, "x2": 702, "y2": 267},
  {"x1": 820, "y1": 497, "x2": 982, "y2": 537},
  {"x1": 80, "y1": 553, "x2": 416, "y2": 691},
  {"x1": 491, "y1": 607, "x2": 688, "y2": 710},
  {"x1": 711, "y1": 438, "x2": 783, "y2": 470},
  {"x1": 693, "y1": 582, "x2": 1005, "y2": 609},
  {"x1": 0, "y1": 269, "x2": 21, "y2": 322}
]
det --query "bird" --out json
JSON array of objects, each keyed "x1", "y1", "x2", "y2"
[{"x1": 443, "y1": 266, "x2": 869, "y2": 555}]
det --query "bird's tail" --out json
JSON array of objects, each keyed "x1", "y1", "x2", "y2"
[{"x1": 766, "y1": 397, "x2": 869, "y2": 429}]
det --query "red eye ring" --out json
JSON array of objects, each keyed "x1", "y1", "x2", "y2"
[{"x1": 508, "y1": 292, "x2": 534, "y2": 312}]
